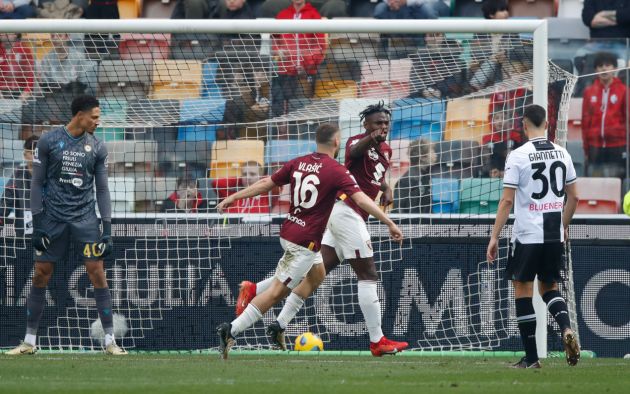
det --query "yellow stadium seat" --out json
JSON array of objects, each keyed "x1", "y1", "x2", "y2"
[
  {"x1": 22, "y1": 33, "x2": 53, "y2": 61},
  {"x1": 443, "y1": 98, "x2": 490, "y2": 143},
  {"x1": 209, "y1": 140, "x2": 265, "y2": 179},
  {"x1": 315, "y1": 80, "x2": 358, "y2": 99},
  {"x1": 150, "y1": 60, "x2": 202, "y2": 99},
  {"x1": 118, "y1": 0, "x2": 143, "y2": 19}
]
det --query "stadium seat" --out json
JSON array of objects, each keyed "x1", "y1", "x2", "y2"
[
  {"x1": 318, "y1": 60, "x2": 361, "y2": 82},
  {"x1": 327, "y1": 27, "x2": 382, "y2": 61},
  {"x1": 0, "y1": 140, "x2": 24, "y2": 169},
  {"x1": 170, "y1": 33, "x2": 222, "y2": 61},
  {"x1": 0, "y1": 99, "x2": 22, "y2": 141},
  {"x1": 508, "y1": 0, "x2": 556, "y2": 18},
  {"x1": 210, "y1": 140, "x2": 265, "y2": 178},
  {"x1": 548, "y1": 17, "x2": 590, "y2": 41},
  {"x1": 200, "y1": 62, "x2": 222, "y2": 99},
  {"x1": 177, "y1": 99, "x2": 226, "y2": 142},
  {"x1": 443, "y1": 98, "x2": 490, "y2": 143},
  {"x1": 575, "y1": 177, "x2": 622, "y2": 214},
  {"x1": 557, "y1": 0, "x2": 584, "y2": 19},
  {"x1": 196, "y1": 178, "x2": 219, "y2": 210},
  {"x1": 118, "y1": 0, "x2": 142, "y2": 19},
  {"x1": 452, "y1": 0, "x2": 484, "y2": 18},
  {"x1": 265, "y1": 139, "x2": 317, "y2": 165},
  {"x1": 22, "y1": 33, "x2": 53, "y2": 61},
  {"x1": 433, "y1": 140, "x2": 480, "y2": 179},
  {"x1": 566, "y1": 140, "x2": 585, "y2": 177},
  {"x1": 567, "y1": 97, "x2": 582, "y2": 141},
  {"x1": 359, "y1": 59, "x2": 411, "y2": 99},
  {"x1": 134, "y1": 176, "x2": 177, "y2": 212},
  {"x1": 119, "y1": 33, "x2": 171, "y2": 61},
  {"x1": 150, "y1": 60, "x2": 202, "y2": 100},
  {"x1": 105, "y1": 141, "x2": 158, "y2": 177},
  {"x1": 95, "y1": 98, "x2": 127, "y2": 142},
  {"x1": 97, "y1": 60, "x2": 151, "y2": 101},
  {"x1": 107, "y1": 177, "x2": 136, "y2": 212},
  {"x1": 459, "y1": 178, "x2": 503, "y2": 214},
  {"x1": 391, "y1": 98, "x2": 444, "y2": 141},
  {"x1": 0, "y1": 177, "x2": 8, "y2": 196},
  {"x1": 315, "y1": 80, "x2": 358, "y2": 99},
  {"x1": 141, "y1": 0, "x2": 176, "y2": 18},
  {"x1": 431, "y1": 178, "x2": 460, "y2": 213},
  {"x1": 157, "y1": 140, "x2": 211, "y2": 179}
]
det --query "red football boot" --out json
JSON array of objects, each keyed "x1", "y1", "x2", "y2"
[
  {"x1": 370, "y1": 336, "x2": 409, "y2": 357},
  {"x1": 235, "y1": 281, "x2": 256, "y2": 316}
]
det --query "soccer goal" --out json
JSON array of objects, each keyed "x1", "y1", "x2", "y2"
[{"x1": 0, "y1": 19, "x2": 578, "y2": 356}]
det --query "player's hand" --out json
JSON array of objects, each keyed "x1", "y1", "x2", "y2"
[
  {"x1": 486, "y1": 237, "x2": 498, "y2": 264},
  {"x1": 32, "y1": 213, "x2": 51, "y2": 253},
  {"x1": 370, "y1": 127, "x2": 387, "y2": 143},
  {"x1": 216, "y1": 197, "x2": 235, "y2": 214},
  {"x1": 379, "y1": 187, "x2": 394, "y2": 210},
  {"x1": 564, "y1": 226, "x2": 569, "y2": 243},
  {"x1": 388, "y1": 223, "x2": 403, "y2": 245},
  {"x1": 97, "y1": 220, "x2": 113, "y2": 258}
]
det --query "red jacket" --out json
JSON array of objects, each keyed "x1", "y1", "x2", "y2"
[
  {"x1": 273, "y1": 3, "x2": 326, "y2": 76},
  {"x1": 582, "y1": 77, "x2": 628, "y2": 156},
  {"x1": 212, "y1": 177, "x2": 270, "y2": 214},
  {"x1": 483, "y1": 88, "x2": 528, "y2": 145},
  {"x1": 0, "y1": 41, "x2": 34, "y2": 95}
]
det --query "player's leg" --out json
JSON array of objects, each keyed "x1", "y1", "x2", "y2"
[
  {"x1": 538, "y1": 243, "x2": 580, "y2": 366},
  {"x1": 506, "y1": 242, "x2": 541, "y2": 368}
]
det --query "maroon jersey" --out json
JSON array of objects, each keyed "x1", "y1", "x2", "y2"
[
  {"x1": 271, "y1": 152, "x2": 360, "y2": 251},
  {"x1": 342, "y1": 133, "x2": 392, "y2": 220}
]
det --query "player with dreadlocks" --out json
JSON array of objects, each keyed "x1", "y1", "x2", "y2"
[{"x1": 237, "y1": 102, "x2": 409, "y2": 356}]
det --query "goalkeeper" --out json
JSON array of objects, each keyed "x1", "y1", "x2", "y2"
[{"x1": 6, "y1": 95, "x2": 126, "y2": 356}]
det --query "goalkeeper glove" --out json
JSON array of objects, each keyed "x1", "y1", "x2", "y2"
[
  {"x1": 97, "y1": 220, "x2": 113, "y2": 258},
  {"x1": 32, "y1": 213, "x2": 51, "y2": 254}
]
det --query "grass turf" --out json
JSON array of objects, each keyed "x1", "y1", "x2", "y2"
[{"x1": 0, "y1": 353, "x2": 628, "y2": 394}]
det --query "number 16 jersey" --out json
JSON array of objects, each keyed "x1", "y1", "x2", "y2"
[
  {"x1": 271, "y1": 152, "x2": 360, "y2": 252},
  {"x1": 503, "y1": 137, "x2": 577, "y2": 244}
]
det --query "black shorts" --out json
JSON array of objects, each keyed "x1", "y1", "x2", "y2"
[
  {"x1": 35, "y1": 213, "x2": 102, "y2": 262},
  {"x1": 505, "y1": 241, "x2": 564, "y2": 283}
]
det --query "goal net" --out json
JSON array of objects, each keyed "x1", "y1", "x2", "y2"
[{"x1": 0, "y1": 19, "x2": 579, "y2": 354}]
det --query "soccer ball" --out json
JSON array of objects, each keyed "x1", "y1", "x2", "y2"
[
  {"x1": 294, "y1": 332, "x2": 324, "y2": 351},
  {"x1": 90, "y1": 313, "x2": 129, "y2": 344}
]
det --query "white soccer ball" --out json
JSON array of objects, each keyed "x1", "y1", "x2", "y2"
[
  {"x1": 624, "y1": 354, "x2": 630, "y2": 359},
  {"x1": 90, "y1": 313, "x2": 129, "y2": 344}
]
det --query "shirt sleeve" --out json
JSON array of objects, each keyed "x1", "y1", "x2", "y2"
[
  {"x1": 337, "y1": 168, "x2": 360, "y2": 198},
  {"x1": 30, "y1": 135, "x2": 49, "y2": 216},
  {"x1": 270, "y1": 161, "x2": 292, "y2": 187},
  {"x1": 94, "y1": 143, "x2": 112, "y2": 222},
  {"x1": 502, "y1": 152, "x2": 520, "y2": 189}
]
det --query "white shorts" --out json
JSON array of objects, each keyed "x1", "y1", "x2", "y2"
[
  {"x1": 275, "y1": 238, "x2": 323, "y2": 289},
  {"x1": 321, "y1": 201, "x2": 373, "y2": 261}
]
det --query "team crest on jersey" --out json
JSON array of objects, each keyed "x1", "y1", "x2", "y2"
[
  {"x1": 58, "y1": 141, "x2": 65, "y2": 149},
  {"x1": 84, "y1": 145, "x2": 92, "y2": 152},
  {"x1": 368, "y1": 148, "x2": 379, "y2": 161},
  {"x1": 590, "y1": 96, "x2": 597, "y2": 103}
]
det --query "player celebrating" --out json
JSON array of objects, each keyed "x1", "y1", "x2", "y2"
[
  {"x1": 236, "y1": 102, "x2": 409, "y2": 356},
  {"x1": 487, "y1": 104, "x2": 580, "y2": 368},
  {"x1": 216, "y1": 123, "x2": 403, "y2": 359},
  {"x1": 6, "y1": 95, "x2": 126, "y2": 356}
]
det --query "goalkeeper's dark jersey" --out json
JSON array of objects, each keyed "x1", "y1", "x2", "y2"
[{"x1": 31, "y1": 127, "x2": 110, "y2": 222}]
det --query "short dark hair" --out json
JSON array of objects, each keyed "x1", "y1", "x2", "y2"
[
  {"x1": 482, "y1": 0, "x2": 508, "y2": 19},
  {"x1": 523, "y1": 104, "x2": 546, "y2": 128},
  {"x1": 315, "y1": 123, "x2": 340, "y2": 145},
  {"x1": 359, "y1": 101, "x2": 391, "y2": 122},
  {"x1": 71, "y1": 95, "x2": 100, "y2": 117},
  {"x1": 177, "y1": 177, "x2": 197, "y2": 190},
  {"x1": 23, "y1": 135, "x2": 39, "y2": 151},
  {"x1": 593, "y1": 51, "x2": 617, "y2": 69}
]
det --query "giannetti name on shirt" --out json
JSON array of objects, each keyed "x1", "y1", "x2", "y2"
[
  {"x1": 529, "y1": 201, "x2": 564, "y2": 212},
  {"x1": 298, "y1": 162, "x2": 322, "y2": 174},
  {"x1": 528, "y1": 150, "x2": 565, "y2": 162}
]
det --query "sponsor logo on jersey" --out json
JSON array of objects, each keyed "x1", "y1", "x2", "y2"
[
  {"x1": 84, "y1": 145, "x2": 92, "y2": 152},
  {"x1": 72, "y1": 178, "x2": 84, "y2": 188},
  {"x1": 286, "y1": 212, "x2": 306, "y2": 227}
]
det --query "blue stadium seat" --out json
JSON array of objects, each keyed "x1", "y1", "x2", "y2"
[
  {"x1": 391, "y1": 98, "x2": 444, "y2": 141},
  {"x1": 265, "y1": 140, "x2": 317, "y2": 164},
  {"x1": 0, "y1": 99, "x2": 22, "y2": 140},
  {"x1": 200, "y1": 62, "x2": 222, "y2": 99},
  {"x1": 177, "y1": 99, "x2": 226, "y2": 142},
  {"x1": 0, "y1": 177, "x2": 8, "y2": 196},
  {"x1": 431, "y1": 178, "x2": 460, "y2": 213}
]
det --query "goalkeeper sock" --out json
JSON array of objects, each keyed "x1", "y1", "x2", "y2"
[
  {"x1": 256, "y1": 277, "x2": 274, "y2": 295},
  {"x1": 231, "y1": 304, "x2": 262, "y2": 337},
  {"x1": 25, "y1": 286, "x2": 46, "y2": 345},
  {"x1": 276, "y1": 292, "x2": 305, "y2": 329},
  {"x1": 358, "y1": 281, "x2": 384, "y2": 343},
  {"x1": 542, "y1": 290, "x2": 571, "y2": 332},
  {"x1": 94, "y1": 288, "x2": 114, "y2": 341},
  {"x1": 515, "y1": 297, "x2": 538, "y2": 363}
]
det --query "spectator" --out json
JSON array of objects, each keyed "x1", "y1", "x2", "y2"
[
  {"x1": 39, "y1": 33, "x2": 94, "y2": 94},
  {"x1": 581, "y1": 52, "x2": 627, "y2": 178},
  {"x1": 393, "y1": 138, "x2": 435, "y2": 214},
  {"x1": 213, "y1": 161, "x2": 270, "y2": 213},
  {"x1": 481, "y1": 0, "x2": 508, "y2": 20},
  {"x1": 220, "y1": 0, "x2": 254, "y2": 18},
  {"x1": 0, "y1": 0, "x2": 36, "y2": 18},
  {"x1": 582, "y1": 0, "x2": 630, "y2": 39},
  {"x1": 172, "y1": 0, "x2": 219, "y2": 18},
  {"x1": 86, "y1": 0, "x2": 119, "y2": 19},
  {"x1": 259, "y1": 0, "x2": 346, "y2": 19},
  {"x1": 0, "y1": 33, "x2": 34, "y2": 101},
  {"x1": 374, "y1": 0, "x2": 449, "y2": 19},
  {"x1": 0, "y1": 136, "x2": 38, "y2": 237},
  {"x1": 409, "y1": 32, "x2": 466, "y2": 100},
  {"x1": 271, "y1": 0, "x2": 326, "y2": 117},
  {"x1": 488, "y1": 157, "x2": 505, "y2": 179},
  {"x1": 161, "y1": 177, "x2": 208, "y2": 213},
  {"x1": 222, "y1": 67, "x2": 270, "y2": 139},
  {"x1": 38, "y1": 0, "x2": 83, "y2": 18}
]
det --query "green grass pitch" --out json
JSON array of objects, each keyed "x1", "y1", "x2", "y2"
[{"x1": 0, "y1": 353, "x2": 628, "y2": 394}]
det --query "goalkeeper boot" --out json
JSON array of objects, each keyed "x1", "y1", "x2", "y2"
[
  {"x1": 236, "y1": 281, "x2": 256, "y2": 316},
  {"x1": 511, "y1": 357, "x2": 541, "y2": 369},
  {"x1": 5, "y1": 341, "x2": 37, "y2": 355},
  {"x1": 266, "y1": 322, "x2": 287, "y2": 351},
  {"x1": 562, "y1": 329, "x2": 580, "y2": 366},
  {"x1": 369, "y1": 336, "x2": 409, "y2": 357},
  {"x1": 105, "y1": 342, "x2": 128, "y2": 355},
  {"x1": 217, "y1": 322, "x2": 235, "y2": 360}
]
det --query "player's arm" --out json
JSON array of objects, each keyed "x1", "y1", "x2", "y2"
[
  {"x1": 348, "y1": 130, "x2": 387, "y2": 159},
  {"x1": 95, "y1": 145, "x2": 114, "y2": 258},
  {"x1": 379, "y1": 179, "x2": 394, "y2": 208},
  {"x1": 563, "y1": 183, "x2": 579, "y2": 231},
  {"x1": 487, "y1": 187, "x2": 515, "y2": 263},
  {"x1": 350, "y1": 191, "x2": 403, "y2": 244},
  {"x1": 216, "y1": 177, "x2": 276, "y2": 213}
]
